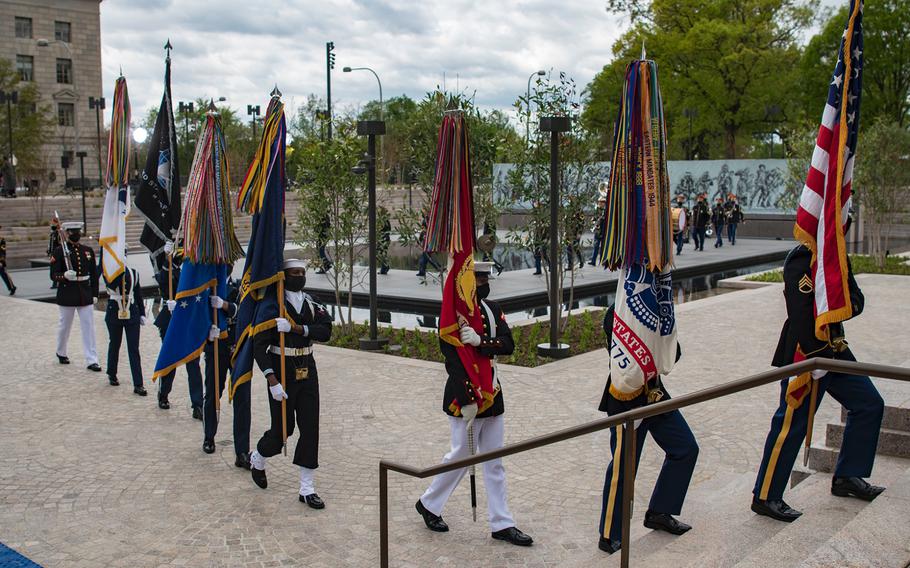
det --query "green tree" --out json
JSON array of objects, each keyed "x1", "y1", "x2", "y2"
[
  {"x1": 801, "y1": 0, "x2": 910, "y2": 128},
  {"x1": 0, "y1": 59, "x2": 54, "y2": 187},
  {"x1": 585, "y1": 0, "x2": 813, "y2": 158},
  {"x1": 853, "y1": 118, "x2": 910, "y2": 268}
]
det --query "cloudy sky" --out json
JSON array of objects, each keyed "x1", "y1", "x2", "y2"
[{"x1": 99, "y1": 0, "x2": 627, "y2": 125}]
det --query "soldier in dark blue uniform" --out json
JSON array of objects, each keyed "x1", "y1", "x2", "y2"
[
  {"x1": 249, "y1": 260, "x2": 333, "y2": 509},
  {"x1": 104, "y1": 264, "x2": 148, "y2": 395},
  {"x1": 414, "y1": 262, "x2": 533, "y2": 547},
  {"x1": 51, "y1": 222, "x2": 101, "y2": 371},
  {"x1": 597, "y1": 306, "x2": 697, "y2": 554},
  {"x1": 153, "y1": 248, "x2": 204, "y2": 416},
  {"x1": 201, "y1": 270, "x2": 251, "y2": 470},
  {"x1": 751, "y1": 243, "x2": 885, "y2": 522}
]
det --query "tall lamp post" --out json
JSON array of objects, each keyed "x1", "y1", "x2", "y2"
[
  {"x1": 178, "y1": 101, "x2": 194, "y2": 172},
  {"x1": 326, "y1": 41, "x2": 335, "y2": 141},
  {"x1": 536, "y1": 116, "x2": 572, "y2": 359},
  {"x1": 764, "y1": 104, "x2": 781, "y2": 158},
  {"x1": 247, "y1": 104, "x2": 261, "y2": 140},
  {"x1": 76, "y1": 150, "x2": 88, "y2": 232},
  {"x1": 354, "y1": 120, "x2": 388, "y2": 351},
  {"x1": 343, "y1": 65, "x2": 384, "y2": 178},
  {"x1": 88, "y1": 96, "x2": 105, "y2": 186},
  {"x1": 525, "y1": 70, "x2": 546, "y2": 145}
]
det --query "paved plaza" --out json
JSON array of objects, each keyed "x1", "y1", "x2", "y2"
[{"x1": 0, "y1": 275, "x2": 908, "y2": 567}]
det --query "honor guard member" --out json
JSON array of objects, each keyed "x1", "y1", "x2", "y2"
[
  {"x1": 415, "y1": 261, "x2": 533, "y2": 547},
  {"x1": 104, "y1": 261, "x2": 149, "y2": 395},
  {"x1": 153, "y1": 243, "x2": 204, "y2": 416},
  {"x1": 202, "y1": 268, "x2": 252, "y2": 470},
  {"x1": 724, "y1": 194, "x2": 744, "y2": 245},
  {"x1": 48, "y1": 218, "x2": 61, "y2": 289},
  {"x1": 597, "y1": 306, "x2": 697, "y2": 555},
  {"x1": 249, "y1": 259, "x2": 333, "y2": 509},
  {"x1": 690, "y1": 194, "x2": 710, "y2": 252},
  {"x1": 50, "y1": 221, "x2": 101, "y2": 371},
  {"x1": 711, "y1": 197, "x2": 726, "y2": 248},
  {"x1": 752, "y1": 238, "x2": 885, "y2": 522}
]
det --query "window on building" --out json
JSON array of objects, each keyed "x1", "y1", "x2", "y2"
[
  {"x1": 58, "y1": 103, "x2": 75, "y2": 127},
  {"x1": 54, "y1": 21, "x2": 71, "y2": 43},
  {"x1": 15, "y1": 17, "x2": 32, "y2": 38},
  {"x1": 56, "y1": 59, "x2": 73, "y2": 84},
  {"x1": 16, "y1": 55, "x2": 34, "y2": 82}
]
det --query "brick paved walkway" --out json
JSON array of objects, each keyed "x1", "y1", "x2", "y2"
[{"x1": 0, "y1": 275, "x2": 907, "y2": 567}]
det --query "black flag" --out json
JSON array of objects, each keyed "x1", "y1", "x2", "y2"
[{"x1": 135, "y1": 54, "x2": 181, "y2": 269}]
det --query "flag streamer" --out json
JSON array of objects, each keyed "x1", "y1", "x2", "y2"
[
  {"x1": 181, "y1": 108, "x2": 244, "y2": 265},
  {"x1": 105, "y1": 77, "x2": 131, "y2": 189},
  {"x1": 597, "y1": 60, "x2": 673, "y2": 272}
]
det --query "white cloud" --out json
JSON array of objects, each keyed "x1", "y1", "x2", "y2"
[{"x1": 99, "y1": 0, "x2": 624, "y2": 123}]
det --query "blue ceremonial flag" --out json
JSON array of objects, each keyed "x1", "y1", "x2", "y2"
[
  {"x1": 230, "y1": 92, "x2": 287, "y2": 398},
  {"x1": 153, "y1": 261, "x2": 227, "y2": 380}
]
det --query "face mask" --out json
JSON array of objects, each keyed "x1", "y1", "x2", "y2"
[
  {"x1": 68, "y1": 232, "x2": 81, "y2": 243},
  {"x1": 476, "y1": 283, "x2": 490, "y2": 301},
  {"x1": 285, "y1": 274, "x2": 306, "y2": 292}
]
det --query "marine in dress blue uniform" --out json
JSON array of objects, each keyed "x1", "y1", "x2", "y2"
[
  {"x1": 104, "y1": 265, "x2": 148, "y2": 395},
  {"x1": 751, "y1": 244, "x2": 885, "y2": 522},
  {"x1": 153, "y1": 251, "x2": 204, "y2": 416},
  {"x1": 597, "y1": 306, "x2": 697, "y2": 554},
  {"x1": 201, "y1": 273, "x2": 252, "y2": 470}
]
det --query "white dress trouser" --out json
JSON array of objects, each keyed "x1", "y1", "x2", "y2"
[
  {"x1": 419, "y1": 414, "x2": 515, "y2": 532},
  {"x1": 56, "y1": 305, "x2": 99, "y2": 366}
]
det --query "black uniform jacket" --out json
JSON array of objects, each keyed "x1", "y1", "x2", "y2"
[
  {"x1": 772, "y1": 245, "x2": 863, "y2": 367},
  {"x1": 711, "y1": 204, "x2": 726, "y2": 227},
  {"x1": 441, "y1": 298, "x2": 514, "y2": 418},
  {"x1": 50, "y1": 243, "x2": 99, "y2": 307},
  {"x1": 691, "y1": 201, "x2": 710, "y2": 229},
  {"x1": 104, "y1": 268, "x2": 145, "y2": 325},
  {"x1": 253, "y1": 293, "x2": 333, "y2": 382},
  {"x1": 598, "y1": 305, "x2": 682, "y2": 416}
]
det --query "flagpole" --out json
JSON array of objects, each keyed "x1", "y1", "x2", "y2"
[
  {"x1": 212, "y1": 287, "x2": 220, "y2": 416},
  {"x1": 278, "y1": 277, "x2": 287, "y2": 456},
  {"x1": 168, "y1": 254, "x2": 174, "y2": 300},
  {"x1": 468, "y1": 422, "x2": 477, "y2": 522},
  {"x1": 803, "y1": 380, "x2": 818, "y2": 467}
]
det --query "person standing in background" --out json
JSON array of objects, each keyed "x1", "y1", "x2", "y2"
[
  {"x1": 690, "y1": 194, "x2": 710, "y2": 252},
  {"x1": 711, "y1": 197, "x2": 726, "y2": 248},
  {"x1": 725, "y1": 194, "x2": 744, "y2": 245}
]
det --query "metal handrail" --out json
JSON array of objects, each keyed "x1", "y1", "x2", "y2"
[{"x1": 378, "y1": 358, "x2": 910, "y2": 567}]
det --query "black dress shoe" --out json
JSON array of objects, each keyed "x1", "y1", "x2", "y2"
[
  {"x1": 9, "y1": 286, "x2": 15, "y2": 296},
  {"x1": 643, "y1": 510, "x2": 691, "y2": 535},
  {"x1": 133, "y1": 386, "x2": 148, "y2": 396},
  {"x1": 831, "y1": 477, "x2": 885, "y2": 501},
  {"x1": 192, "y1": 406, "x2": 203, "y2": 420},
  {"x1": 251, "y1": 467, "x2": 267, "y2": 489},
  {"x1": 202, "y1": 439, "x2": 215, "y2": 454},
  {"x1": 57, "y1": 354, "x2": 70, "y2": 364},
  {"x1": 598, "y1": 537, "x2": 621, "y2": 554},
  {"x1": 492, "y1": 526, "x2": 533, "y2": 546},
  {"x1": 158, "y1": 396, "x2": 169, "y2": 409},
  {"x1": 87, "y1": 363, "x2": 102, "y2": 372},
  {"x1": 299, "y1": 493, "x2": 325, "y2": 509},
  {"x1": 108, "y1": 375, "x2": 119, "y2": 386},
  {"x1": 415, "y1": 500, "x2": 448, "y2": 532},
  {"x1": 751, "y1": 496, "x2": 802, "y2": 522},
  {"x1": 235, "y1": 452, "x2": 251, "y2": 470}
]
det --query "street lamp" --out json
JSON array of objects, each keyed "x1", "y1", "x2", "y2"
[
  {"x1": 326, "y1": 41, "x2": 336, "y2": 141},
  {"x1": 526, "y1": 70, "x2": 546, "y2": 145},
  {"x1": 343, "y1": 66, "x2": 383, "y2": 121},
  {"x1": 354, "y1": 120, "x2": 388, "y2": 351},
  {"x1": 764, "y1": 104, "x2": 781, "y2": 158},
  {"x1": 76, "y1": 150, "x2": 88, "y2": 231},
  {"x1": 536, "y1": 116, "x2": 572, "y2": 359},
  {"x1": 88, "y1": 96, "x2": 105, "y2": 185},
  {"x1": 247, "y1": 104, "x2": 261, "y2": 140},
  {"x1": 178, "y1": 101, "x2": 194, "y2": 171}
]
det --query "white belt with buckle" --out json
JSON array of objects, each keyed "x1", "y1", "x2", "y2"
[
  {"x1": 269, "y1": 345, "x2": 312, "y2": 357},
  {"x1": 74, "y1": 275, "x2": 89, "y2": 281}
]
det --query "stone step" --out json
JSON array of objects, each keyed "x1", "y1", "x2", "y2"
[
  {"x1": 797, "y1": 460, "x2": 910, "y2": 568},
  {"x1": 842, "y1": 404, "x2": 910, "y2": 433},
  {"x1": 732, "y1": 455, "x2": 910, "y2": 568},
  {"x1": 808, "y1": 443, "x2": 840, "y2": 473},
  {"x1": 827, "y1": 422, "x2": 910, "y2": 459}
]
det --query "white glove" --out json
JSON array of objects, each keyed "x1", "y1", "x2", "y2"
[
  {"x1": 460, "y1": 325, "x2": 481, "y2": 347},
  {"x1": 140, "y1": 316, "x2": 148, "y2": 326},
  {"x1": 166, "y1": 299, "x2": 177, "y2": 312},
  {"x1": 64, "y1": 270, "x2": 77, "y2": 281},
  {"x1": 210, "y1": 295, "x2": 224, "y2": 309},
  {"x1": 460, "y1": 403, "x2": 478, "y2": 428},
  {"x1": 275, "y1": 318, "x2": 291, "y2": 333},
  {"x1": 164, "y1": 240, "x2": 174, "y2": 255},
  {"x1": 93, "y1": 297, "x2": 98, "y2": 304},
  {"x1": 300, "y1": 325, "x2": 309, "y2": 337},
  {"x1": 269, "y1": 382, "x2": 288, "y2": 401},
  {"x1": 208, "y1": 325, "x2": 220, "y2": 341},
  {"x1": 811, "y1": 369, "x2": 827, "y2": 380}
]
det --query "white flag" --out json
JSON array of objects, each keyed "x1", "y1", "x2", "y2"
[{"x1": 99, "y1": 184, "x2": 131, "y2": 284}]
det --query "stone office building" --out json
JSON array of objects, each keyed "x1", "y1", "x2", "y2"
[{"x1": 0, "y1": 0, "x2": 102, "y2": 192}]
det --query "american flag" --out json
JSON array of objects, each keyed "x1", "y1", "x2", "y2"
[{"x1": 794, "y1": 0, "x2": 863, "y2": 341}]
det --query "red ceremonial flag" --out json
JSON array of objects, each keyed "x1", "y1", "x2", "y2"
[
  {"x1": 794, "y1": 0, "x2": 863, "y2": 342},
  {"x1": 424, "y1": 111, "x2": 495, "y2": 414}
]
